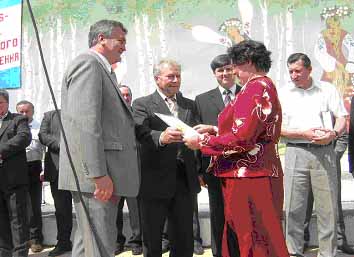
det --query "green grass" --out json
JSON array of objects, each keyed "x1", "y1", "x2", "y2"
[{"x1": 278, "y1": 143, "x2": 286, "y2": 156}]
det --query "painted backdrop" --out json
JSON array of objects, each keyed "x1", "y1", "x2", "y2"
[{"x1": 11, "y1": 0, "x2": 354, "y2": 122}]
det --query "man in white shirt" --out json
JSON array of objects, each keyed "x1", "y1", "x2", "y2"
[
  {"x1": 16, "y1": 100, "x2": 45, "y2": 253},
  {"x1": 279, "y1": 53, "x2": 347, "y2": 257}
]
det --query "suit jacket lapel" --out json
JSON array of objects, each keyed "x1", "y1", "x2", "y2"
[
  {"x1": 152, "y1": 91, "x2": 172, "y2": 115},
  {"x1": 235, "y1": 84, "x2": 242, "y2": 95},
  {"x1": 209, "y1": 88, "x2": 225, "y2": 114},
  {"x1": 0, "y1": 113, "x2": 13, "y2": 139},
  {"x1": 176, "y1": 94, "x2": 188, "y2": 122},
  {"x1": 88, "y1": 51, "x2": 133, "y2": 118}
]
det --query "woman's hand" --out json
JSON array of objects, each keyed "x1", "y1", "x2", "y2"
[
  {"x1": 184, "y1": 134, "x2": 201, "y2": 150},
  {"x1": 193, "y1": 124, "x2": 217, "y2": 135}
]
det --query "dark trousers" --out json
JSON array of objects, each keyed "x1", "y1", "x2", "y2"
[
  {"x1": 161, "y1": 195, "x2": 202, "y2": 248},
  {"x1": 50, "y1": 178, "x2": 73, "y2": 245},
  {"x1": 304, "y1": 134, "x2": 348, "y2": 245},
  {"x1": 116, "y1": 196, "x2": 142, "y2": 247},
  {"x1": 140, "y1": 170, "x2": 194, "y2": 257},
  {"x1": 27, "y1": 160, "x2": 43, "y2": 243},
  {"x1": 204, "y1": 173, "x2": 226, "y2": 257},
  {"x1": 0, "y1": 186, "x2": 30, "y2": 257},
  {"x1": 193, "y1": 195, "x2": 203, "y2": 245}
]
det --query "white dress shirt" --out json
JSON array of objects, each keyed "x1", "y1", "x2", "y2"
[
  {"x1": 90, "y1": 49, "x2": 112, "y2": 73},
  {"x1": 26, "y1": 119, "x2": 45, "y2": 162},
  {"x1": 218, "y1": 85, "x2": 237, "y2": 103},
  {"x1": 279, "y1": 80, "x2": 347, "y2": 143}
]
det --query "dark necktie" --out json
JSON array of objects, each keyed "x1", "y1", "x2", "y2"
[
  {"x1": 110, "y1": 70, "x2": 118, "y2": 84},
  {"x1": 223, "y1": 89, "x2": 232, "y2": 106}
]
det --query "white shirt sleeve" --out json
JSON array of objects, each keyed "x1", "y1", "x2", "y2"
[{"x1": 325, "y1": 82, "x2": 348, "y2": 118}]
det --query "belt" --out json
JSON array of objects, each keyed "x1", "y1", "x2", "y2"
[{"x1": 286, "y1": 142, "x2": 332, "y2": 148}]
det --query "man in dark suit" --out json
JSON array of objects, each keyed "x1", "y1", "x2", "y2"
[
  {"x1": 59, "y1": 20, "x2": 140, "y2": 257},
  {"x1": 39, "y1": 110, "x2": 73, "y2": 256},
  {"x1": 0, "y1": 89, "x2": 32, "y2": 257},
  {"x1": 16, "y1": 100, "x2": 45, "y2": 253},
  {"x1": 133, "y1": 59, "x2": 201, "y2": 257},
  {"x1": 115, "y1": 85, "x2": 142, "y2": 256},
  {"x1": 194, "y1": 54, "x2": 241, "y2": 257}
]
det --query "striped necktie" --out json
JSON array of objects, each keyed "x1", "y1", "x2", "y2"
[
  {"x1": 165, "y1": 97, "x2": 178, "y2": 117},
  {"x1": 223, "y1": 89, "x2": 232, "y2": 106}
]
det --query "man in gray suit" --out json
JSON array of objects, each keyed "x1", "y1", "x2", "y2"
[{"x1": 59, "y1": 20, "x2": 140, "y2": 257}]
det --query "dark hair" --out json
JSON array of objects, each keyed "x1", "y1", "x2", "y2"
[
  {"x1": 119, "y1": 85, "x2": 132, "y2": 96},
  {"x1": 88, "y1": 20, "x2": 127, "y2": 48},
  {"x1": 16, "y1": 100, "x2": 34, "y2": 111},
  {"x1": 210, "y1": 54, "x2": 232, "y2": 72},
  {"x1": 0, "y1": 89, "x2": 9, "y2": 103},
  {"x1": 227, "y1": 40, "x2": 272, "y2": 72},
  {"x1": 287, "y1": 53, "x2": 311, "y2": 68}
]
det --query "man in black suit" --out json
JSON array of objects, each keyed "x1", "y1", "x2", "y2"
[
  {"x1": 115, "y1": 86, "x2": 143, "y2": 256},
  {"x1": 194, "y1": 54, "x2": 241, "y2": 257},
  {"x1": 0, "y1": 89, "x2": 32, "y2": 257},
  {"x1": 16, "y1": 100, "x2": 45, "y2": 253},
  {"x1": 38, "y1": 110, "x2": 73, "y2": 256},
  {"x1": 133, "y1": 59, "x2": 201, "y2": 257}
]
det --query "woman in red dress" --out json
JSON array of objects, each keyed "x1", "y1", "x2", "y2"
[{"x1": 185, "y1": 40, "x2": 289, "y2": 257}]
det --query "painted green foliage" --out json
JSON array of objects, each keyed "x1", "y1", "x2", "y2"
[{"x1": 22, "y1": 0, "x2": 354, "y2": 32}]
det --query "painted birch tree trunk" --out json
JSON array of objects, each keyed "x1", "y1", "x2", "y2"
[
  {"x1": 142, "y1": 14, "x2": 155, "y2": 93},
  {"x1": 158, "y1": 9, "x2": 168, "y2": 58},
  {"x1": 258, "y1": 0, "x2": 269, "y2": 48},
  {"x1": 285, "y1": 8, "x2": 294, "y2": 61},
  {"x1": 275, "y1": 13, "x2": 285, "y2": 88},
  {"x1": 70, "y1": 18, "x2": 77, "y2": 63},
  {"x1": 285, "y1": 8, "x2": 294, "y2": 83},
  {"x1": 134, "y1": 15, "x2": 148, "y2": 97},
  {"x1": 49, "y1": 25, "x2": 55, "y2": 91},
  {"x1": 34, "y1": 32, "x2": 45, "y2": 120},
  {"x1": 56, "y1": 17, "x2": 64, "y2": 107},
  {"x1": 301, "y1": 11, "x2": 308, "y2": 53},
  {"x1": 21, "y1": 27, "x2": 32, "y2": 104}
]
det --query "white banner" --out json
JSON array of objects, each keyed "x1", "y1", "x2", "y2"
[{"x1": 0, "y1": 0, "x2": 22, "y2": 89}]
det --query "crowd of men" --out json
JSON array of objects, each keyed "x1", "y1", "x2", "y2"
[{"x1": 0, "y1": 18, "x2": 354, "y2": 257}]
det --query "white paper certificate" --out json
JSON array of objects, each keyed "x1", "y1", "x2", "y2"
[
  {"x1": 155, "y1": 113, "x2": 200, "y2": 139},
  {"x1": 321, "y1": 111, "x2": 333, "y2": 130}
]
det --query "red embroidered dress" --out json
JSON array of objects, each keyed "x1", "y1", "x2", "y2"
[{"x1": 200, "y1": 76, "x2": 283, "y2": 178}]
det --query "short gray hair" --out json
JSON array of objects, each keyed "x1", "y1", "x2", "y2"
[
  {"x1": 153, "y1": 59, "x2": 181, "y2": 77},
  {"x1": 0, "y1": 89, "x2": 9, "y2": 103},
  {"x1": 88, "y1": 20, "x2": 127, "y2": 48}
]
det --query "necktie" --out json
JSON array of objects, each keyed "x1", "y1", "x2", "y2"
[
  {"x1": 223, "y1": 89, "x2": 232, "y2": 106},
  {"x1": 110, "y1": 70, "x2": 118, "y2": 84},
  {"x1": 165, "y1": 97, "x2": 178, "y2": 117}
]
